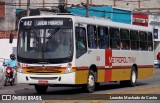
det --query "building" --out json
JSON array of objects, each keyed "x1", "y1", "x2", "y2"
[
  {"x1": 0, "y1": 0, "x2": 16, "y2": 32},
  {"x1": 0, "y1": 0, "x2": 16, "y2": 64},
  {"x1": 67, "y1": 6, "x2": 132, "y2": 24}
]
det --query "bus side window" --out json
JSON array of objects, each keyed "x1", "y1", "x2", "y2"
[
  {"x1": 98, "y1": 26, "x2": 109, "y2": 49},
  {"x1": 130, "y1": 30, "x2": 139, "y2": 50},
  {"x1": 120, "y1": 29, "x2": 130, "y2": 50},
  {"x1": 148, "y1": 32, "x2": 153, "y2": 51},
  {"x1": 76, "y1": 27, "x2": 87, "y2": 58},
  {"x1": 139, "y1": 31, "x2": 147, "y2": 51},
  {"x1": 109, "y1": 28, "x2": 120, "y2": 49},
  {"x1": 87, "y1": 25, "x2": 97, "y2": 49}
]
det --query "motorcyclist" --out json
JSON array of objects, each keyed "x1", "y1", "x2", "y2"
[{"x1": 3, "y1": 54, "x2": 17, "y2": 79}]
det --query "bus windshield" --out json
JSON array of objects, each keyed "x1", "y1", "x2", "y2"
[
  {"x1": 17, "y1": 28, "x2": 73, "y2": 63},
  {"x1": 17, "y1": 18, "x2": 73, "y2": 63}
]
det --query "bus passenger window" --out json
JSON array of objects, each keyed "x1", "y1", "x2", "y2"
[
  {"x1": 148, "y1": 32, "x2": 153, "y2": 51},
  {"x1": 110, "y1": 39, "x2": 120, "y2": 49},
  {"x1": 148, "y1": 42, "x2": 152, "y2": 51},
  {"x1": 98, "y1": 27, "x2": 109, "y2": 49},
  {"x1": 139, "y1": 31, "x2": 147, "y2": 51},
  {"x1": 130, "y1": 30, "x2": 139, "y2": 50},
  {"x1": 120, "y1": 29, "x2": 130, "y2": 49},
  {"x1": 109, "y1": 28, "x2": 120, "y2": 49},
  {"x1": 87, "y1": 25, "x2": 97, "y2": 49}
]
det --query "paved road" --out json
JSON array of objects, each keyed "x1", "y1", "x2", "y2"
[{"x1": 0, "y1": 68, "x2": 160, "y2": 103}]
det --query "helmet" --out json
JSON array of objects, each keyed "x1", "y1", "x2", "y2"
[{"x1": 10, "y1": 54, "x2": 16, "y2": 60}]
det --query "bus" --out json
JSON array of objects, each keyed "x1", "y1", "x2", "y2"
[{"x1": 12, "y1": 14, "x2": 154, "y2": 93}]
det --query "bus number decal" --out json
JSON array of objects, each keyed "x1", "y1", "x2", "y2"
[{"x1": 23, "y1": 21, "x2": 32, "y2": 26}]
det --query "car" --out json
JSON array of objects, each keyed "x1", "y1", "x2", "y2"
[{"x1": 154, "y1": 59, "x2": 160, "y2": 68}]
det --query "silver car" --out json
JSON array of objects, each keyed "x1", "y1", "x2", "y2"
[{"x1": 154, "y1": 59, "x2": 160, "y2": 68}]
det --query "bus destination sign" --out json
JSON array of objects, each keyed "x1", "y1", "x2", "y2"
[
  {"x1": 35, "y1": 20, "x2": 63, "y2": 26},
  {"x1": 20, "y1": 18, "x2": 72, "y2": 28}
]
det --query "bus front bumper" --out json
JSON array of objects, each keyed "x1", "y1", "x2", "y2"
[{"x1": 17, "y1": 72, "x2": 75, "y2": 85}]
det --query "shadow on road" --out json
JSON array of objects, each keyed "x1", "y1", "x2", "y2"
[{"x1": 14, "y1": 82, "x2": 148, "y2": 95}]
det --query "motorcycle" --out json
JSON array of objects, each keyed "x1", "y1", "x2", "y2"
[{"x1": 4, "y1": 66, "x2": 15, "y2": 86}]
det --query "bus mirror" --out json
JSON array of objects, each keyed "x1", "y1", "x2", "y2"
[{"x1": 9, "y1": 31, "x2": 14, "y2": 43}]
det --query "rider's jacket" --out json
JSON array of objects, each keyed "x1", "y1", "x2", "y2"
[{"x1": 4, "y1": 59, "x2": 17, "y2": 69}]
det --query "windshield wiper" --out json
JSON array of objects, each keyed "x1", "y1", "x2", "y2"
[{"x1": 47, "y1": 28, "x2": 60, "y2": 39}]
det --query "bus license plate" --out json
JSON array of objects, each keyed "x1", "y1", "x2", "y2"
[{"x1": 38, "y1": 80, "x2": 48, "y2": 85}]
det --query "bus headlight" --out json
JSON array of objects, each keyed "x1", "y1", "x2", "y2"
[{"x1": 65, "y1": 63, "x2": 72, "y2": 73}]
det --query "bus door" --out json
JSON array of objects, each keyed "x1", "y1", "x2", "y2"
[
  {"x1": 87, "y1": 25, "x2": 99, "y2": 67},
  {"x1": 75, "y1": 25, "x2": 88, "y2": 67}
]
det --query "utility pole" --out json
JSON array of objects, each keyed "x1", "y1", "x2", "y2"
[
  {"x1": 65, "y1": 0, "x2": 68, "y2": 7},
  {"x1": 113, "y1": 0, "x2": 116, "y2": 6},
  {"x1": 138, "y1": 0, "x2": 140, "y2": 10},
  {"x1": 19, "y1": 0, "x2": 21, "y2": 9},
  {"x1": 43, "y1": 0, "x2": 45, "y2": 8},
  {"x1": 86, "y1": 0, "x2": 89, "y2": 17},
  {"x1": 27, "y1": 0, "x2": 30, "y2": 16}
]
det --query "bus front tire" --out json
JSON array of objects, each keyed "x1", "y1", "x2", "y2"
[
  {"x1": 35, "y1": 85, "x2": 48, "y2": 94},
  {"x1": 82, "y1": 70, "x2": 96, "y2": 93}
]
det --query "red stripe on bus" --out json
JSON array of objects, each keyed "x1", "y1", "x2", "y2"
[
  {"x1": 105, "y1": 69, "x2": 112, "y2": 82},
  {"x1": 105, "y1": 49, "x2": 112, "y2": 67}
]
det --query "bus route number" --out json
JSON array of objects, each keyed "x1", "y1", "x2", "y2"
[{"x1": 23, "y1": 21, "x2": 32, "y2": 26}]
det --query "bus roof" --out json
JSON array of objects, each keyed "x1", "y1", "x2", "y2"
[{"x1": 21, "y1": 14, "x2": 153, "y2": 32}]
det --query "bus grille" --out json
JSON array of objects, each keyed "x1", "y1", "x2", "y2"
[
  {"x1": 30, "y1": 77, "x2": 58, "y2": 80},
  {"x1": 26, "y1": 70, "x2": 62, "y2": 73}
]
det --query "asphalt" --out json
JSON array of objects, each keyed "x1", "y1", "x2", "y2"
[{"x1": 41, "y1": 68, "x2": 160, "y2": 103}]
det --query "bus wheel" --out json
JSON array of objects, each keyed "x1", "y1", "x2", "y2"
[
  {"x1": 120, "y1": 67, "x2": 137, "y2": 87},
  {"x1": 129, "y1": 67, "x2": 137, "y2": 87},
  {"x1": 82, "y1": 70, "x2": 96, "y2": 93},
  {"x1": 35, "y1": 85, "x2": 48, "y2": 94}
]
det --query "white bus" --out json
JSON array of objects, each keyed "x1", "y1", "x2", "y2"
[{"x1": 12, "y1": 14, "x2": 154, "y2": 93}]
